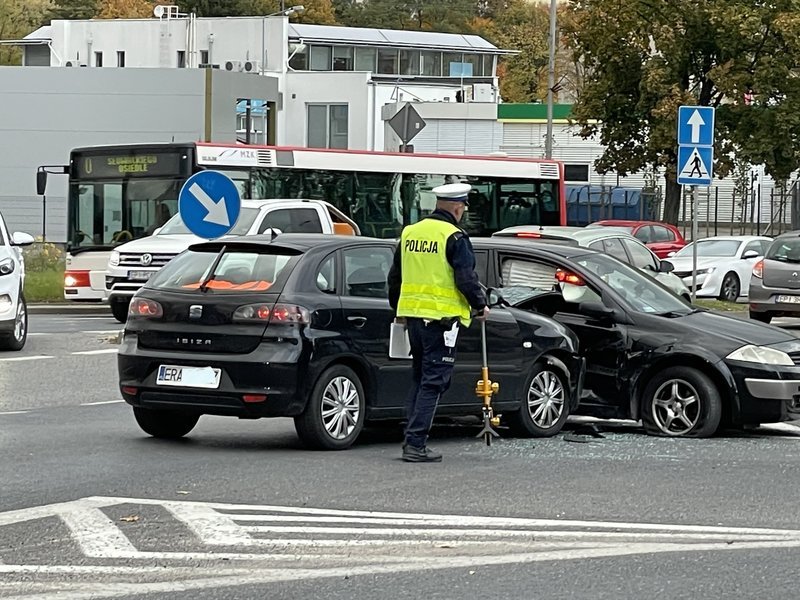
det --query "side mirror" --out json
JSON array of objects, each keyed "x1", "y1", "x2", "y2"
[
  {"x1": 11, "y1": 232, "x2": 35, "y2": 247},
  {"x1": 579, "y1": 302, "x2": 615, "y2": 322},
  {"x1": 659, "y1": 260, "x2": 675, "y2": 273},
  {"x1": 487, "y1": 287, "x2": 509, "y2": 308},
  {"x1": 36, "y1": 170, "x2": 47, "y2": 196},
  {"x1": 742, "y1": 250, "x2": 759, "y2": 260}
]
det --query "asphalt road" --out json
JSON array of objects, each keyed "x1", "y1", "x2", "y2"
[{"x1": 3, "y1": 313, "x2": 800, "y2": 599}]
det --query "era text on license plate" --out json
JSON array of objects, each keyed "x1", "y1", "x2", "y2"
[
  {"x1": 129, "y1": 270, "x2": 154, "y2": 281},
  {"x1": 156, "y1": 365, "x2": 221, "y2": 389},
  {"x1": 777, "y1": 295, "x2": 800, "y2": 304}
]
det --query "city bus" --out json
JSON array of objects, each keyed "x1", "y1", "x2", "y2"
[{"x1": 48, "y1": 142, "x2": 565, "y2": 301}]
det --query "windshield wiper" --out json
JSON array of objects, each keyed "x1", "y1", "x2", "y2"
[
  {"x1": 657, "y1": 308, "x2": 700, "y2": 318},
  {"x1": 199, "y1": 245, "x2": 227, "y2": 292}
]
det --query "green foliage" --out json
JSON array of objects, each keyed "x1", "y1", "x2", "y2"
[
  {"x1": 566, "y1": 0, "x2": 800, "y2": 223},
  {"x1": 49, "y1": 0, "x2": 98, "y2": 19},
  {"x1": 24, "y1": 270, "x2": 64, "y2": 303},
  {"x1": 23, "y1": 239, "x2": 65, "y2": 273},
  {"x1": 0, "y1": 0, "x2": 53, "y2": 65},
  {"x1": 339, "y1": 0, "x2": 474, "y2": 32}
]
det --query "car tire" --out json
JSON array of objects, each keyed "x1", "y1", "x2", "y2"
[
  {"x1": 718, "y1": 272, "x2": 740, "y2": 302},
  {"x1": 295, "y1": 365, "x2": 365, "y2": 450},
  {"x1": 749, "y1": 310, "x2": 772, "y2": 324},
  {"x1": 133, "y1": 407, "x2": 199, "y2": 439},
  {"x1": 507, "y1": 361, "x2": 570, "y2": 438},
  {"x1": 641, "y1": 366, "x2": 722, "y2": 438},
  {"x1": 0, "y1": 293, "x2": 27, "y2": 352},
  {"x1": 110, "y1": 299, "x2": 130, "y2": 323}
]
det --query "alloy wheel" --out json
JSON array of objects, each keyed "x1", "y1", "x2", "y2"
[
  {"x1": 321, "y1": 376, "x2": 361, "y2": 440},
  {"x1": 527, "y1": 370, "x2": 565, "y2": 430},
  {"x1": 651, "y1": 379, "x2": 701, "y2": 435},
  {"x1": 14, "y1": 301, "x2": 25, "y2": 342},
  {"x1": 721, "y1": 275, "x2": 739, "y2": 302}
]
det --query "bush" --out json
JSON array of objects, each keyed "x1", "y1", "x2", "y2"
[{"x1": 23, "y1": 238, "x2": 65, "y2": 273}]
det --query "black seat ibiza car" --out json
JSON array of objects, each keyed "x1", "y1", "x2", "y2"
[{"x1": 118, "y1": 234, "x2": 583, "y2": 449}]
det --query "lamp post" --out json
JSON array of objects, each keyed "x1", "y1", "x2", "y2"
[{"x1": 545, "y1": 0, "x2": 557, "y2": 159}]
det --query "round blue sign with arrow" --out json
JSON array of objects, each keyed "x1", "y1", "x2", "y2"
[{"x1": 178, "y1": 171, "x2": 241, "y2": 239}]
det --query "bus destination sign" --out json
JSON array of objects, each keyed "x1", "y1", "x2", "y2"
[{"x1": 74, "y1": 152, "x2": 182, "y2": 179}]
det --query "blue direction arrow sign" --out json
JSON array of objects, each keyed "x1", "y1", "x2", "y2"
[
  {"x1": 178, "y1": 171, "x2": 241, "y2": 239},
  {"x1": 677, "y1": 145, "x2": 714, "y2": 186},
  {"x1": 678, "y1": 106, "x2": 715, "y2": 147}
]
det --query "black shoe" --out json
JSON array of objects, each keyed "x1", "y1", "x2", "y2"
[{"x1": 402, "y1": 444, "x2": 442, "y2": 463}]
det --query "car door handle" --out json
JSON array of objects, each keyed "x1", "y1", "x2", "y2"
[{"x1": 347, "y1": 315, "x2": 368, "y2": 327}]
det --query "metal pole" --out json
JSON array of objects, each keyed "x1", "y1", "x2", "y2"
[
  {"x1": 42, "y1": 194, "x2": 46, "y2": 242},
  {"x1": 545, "y1": 0, "x2": 557, "y2": 159},
  {"x1": 691, "y1": 185, "x2": 698, "y2": 302},
  {"x1": 245, "y1": 100, "x2": 252, "y2": 144},
  {"x1": 261, "y1": 16, "x2": 265, "y2": 76},
  {"x1": 401, "y1": 103, "x2": 410, "y2": 152}
]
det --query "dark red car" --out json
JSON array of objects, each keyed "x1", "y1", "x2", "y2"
[{"x1": 588, "y1": 220, "x2": 686, "y2": 259}]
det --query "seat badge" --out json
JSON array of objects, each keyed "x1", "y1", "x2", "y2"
[{"x1": 189, "y1": 305, "x2": 203, "y2": 319}]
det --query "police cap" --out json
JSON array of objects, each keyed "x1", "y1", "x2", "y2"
[{"x1": 432, "y1": 183, "x2": 471, "y2": 203}]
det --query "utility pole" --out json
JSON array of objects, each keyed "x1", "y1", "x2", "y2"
[{"x1": 545, "y1": 0, "x2": 557, "y2": 159}]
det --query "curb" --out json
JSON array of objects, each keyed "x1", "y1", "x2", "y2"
[{"x1": 29, "y1": 304, "x2": 109, "y2": 316}]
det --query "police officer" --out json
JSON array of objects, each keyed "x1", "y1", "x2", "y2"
[{"x1": 388, "y1": 183, "x2": 489, "y2": 463}]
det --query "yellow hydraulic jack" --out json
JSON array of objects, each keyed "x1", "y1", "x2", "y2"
[{"x1": 475, "y1": 318, "x2": 501, "y2": 446}]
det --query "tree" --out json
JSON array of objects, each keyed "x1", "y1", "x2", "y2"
[
  {"x1": 49, "y1": 0, "x2": 98, "y2": 19},
  {"x1": 479, "y1": 1, "x2": 549, "y2": 102},
  {"x1": 0, "y1": 0, "x2": 53, "y2": 65},
  {"x1": 565, "y1": 0, "x2": 800, "y2": 224},
  {"x1": 96, "y1": 0, "x2": 155, "y2": 18},
  {"x1": 178, "y1": 0, "x2": 336, "y2": 22},
  {"x1": 343, "y1": 0, "x2": 474, "y2": 32}
]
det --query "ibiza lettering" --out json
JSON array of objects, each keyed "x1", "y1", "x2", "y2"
[{"x1": 405, "y1": 239, "x2": 439, "y2": 253}]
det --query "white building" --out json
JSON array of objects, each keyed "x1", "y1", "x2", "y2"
[{"x1": 16, "y1": 9, "x2": 509, "y2": 153}]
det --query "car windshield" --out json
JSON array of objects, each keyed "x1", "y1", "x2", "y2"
[
  {"x1": 146, "y1": 246, "x2": 300, "y2": 293},
  {"x1": 766, "y1": 238, "x2": 800, "y2": 263},
  {"x1": 674, "y1": 240, "x2": 741, "y2": 258},
  {"x1": 575, "y1": 253, "x2": 691, "y2": 314},
  {"x1": 158, "y1": 207, "x2": 260, "y2": 236}
]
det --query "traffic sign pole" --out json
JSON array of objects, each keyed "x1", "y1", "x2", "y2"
[{"x1": 692, "y1": 185, "x2": 698, "y2": 303}]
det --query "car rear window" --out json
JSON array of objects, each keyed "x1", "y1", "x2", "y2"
[
  {"x1": 145, "y1": 247, "x2": 300, "y2": 293},
  {"x1": 766, "y1": 238, "x2": 800, "y2": 263}
]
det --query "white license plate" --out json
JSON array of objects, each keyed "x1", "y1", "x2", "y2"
[
  {"x1": 777, "y1": 295, "x2": 800, "y2": 304},
  {"x1": 129, "y1": 270, "x2": 154, "y2": 281},
  {"x1": 156, "y1": 365, "x2": 221, "y2": 389}
]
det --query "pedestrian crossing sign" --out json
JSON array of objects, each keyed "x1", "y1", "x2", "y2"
[{"x1": 677, "y1": 145, "x2": 713, "y2": 186}]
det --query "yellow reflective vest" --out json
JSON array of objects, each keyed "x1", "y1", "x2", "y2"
[{"x1": 396, "y1": 217, "x2": 472, "y2": 327}]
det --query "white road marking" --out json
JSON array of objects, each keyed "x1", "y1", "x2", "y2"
[
  {"x1": 55, "y1": 505, "x2": 139, "y2": 558},
  {"x1": 0, "y1": 410, "x2": 28, "y2": 416},
  {"x1": 0, "y1": 356, "x2": 53, "y2": 362},
  {"x1": 80, "y1": 400, "x2": 124, "y2": 406},
  {"x1": 71, "y1": 349, "x2": 118, "y2": 356}
]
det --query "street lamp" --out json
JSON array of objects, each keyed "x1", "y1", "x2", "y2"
[
  {"x1": 271, "y1": 4, "x2": 304, "y2": 17},
  {"x1": 261, "y1": 5, "x2": 305, "y2": 75}
]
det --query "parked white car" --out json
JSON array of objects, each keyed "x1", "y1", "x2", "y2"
[
  {"x1": 667, "y1": 235, "x2": 772, "y2": 301},
  {"x1": 0, "y1": 213, "x2": 34, "y2": 351},
  {"x1": 105, "y1": 198, "x2": 359, "y2": 322}
]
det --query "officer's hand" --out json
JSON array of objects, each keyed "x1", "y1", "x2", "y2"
[{"x1": 476, "y1": 307, "x2": 490, "y2": 321}]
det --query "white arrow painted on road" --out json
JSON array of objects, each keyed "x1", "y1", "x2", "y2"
[
  {"x1": 687, "y1": 109, "x2": 705, "y2": 144},
  {"x1": 189, "y1": 182, "x2": 230, "y2": 227}
]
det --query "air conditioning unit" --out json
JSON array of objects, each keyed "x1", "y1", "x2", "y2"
[
  {"x1": 199, "y1": 63, "x2": 220, "y2": 69},
  {"x1": 224, "y1": 60, "x2": 243, "y2": 72},
  {"x1": 64, "y1": 60, "x2": 87, "y2": 67},
  {"x1": 243, "y1": 60, "x2": 261, "y2": 73}
]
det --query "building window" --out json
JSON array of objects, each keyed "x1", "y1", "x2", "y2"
[
  {"x1": 421, "y1": 51, "x2": 441, "y2": 76},
  {"x1": 377, "y1": 48, "x2": 398, "y2": 74},
  {"x1": 333, "y1": 46, "x2": 354, "y2": 71},
  {"x1": 463, "y1": 54, "x2": 481, "y2": 76},
  {"x1": 482, "y1": 54, "x2": 494, "y2": 77},
  {"x1": 200, "y1": 49, "x2": 209, "y2": 64},
  {"x1": 443, "y1": 52, "x2": 464, "y2": 76},
  {"x1": 288, "y1": 44, "x2": 307, "y2": 70},
  {"x1": 116, "y1": 51, "x2": 126, "y2": 67},
  {"x1": 94, "y1": 51, "x2": 103, "y2": 67},
  {"x1": 177, "y1": 50, "x2": 186, "y2": 68},
  {"x1": 354, "y1": 47, "x2": 376, "y2": 71},
  {"x1": 310, "y1": 45, "x2": 332, "y2": 71},
  {"x1": 399, "y1": 50, "x2": 420, "y2": 75},
  {"x1": 307, "y1": 104, "x2": 349, "y2": 149}
]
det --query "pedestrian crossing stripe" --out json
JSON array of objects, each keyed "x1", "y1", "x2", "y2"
[{"x1": 677, "y1": 145, "x2": 714, "y2": 186}]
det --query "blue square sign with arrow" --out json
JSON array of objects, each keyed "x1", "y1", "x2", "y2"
[
  {"x1": 678, "y1": 106, "x2": 715, "y2": 147},
  {"x1": 178, "y1": 171, "x2": 241, "y2": 239}
]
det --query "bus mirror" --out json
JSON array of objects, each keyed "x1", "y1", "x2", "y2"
[{"x1": 36, "y1": 170, "x2": 47, "y2": 196}]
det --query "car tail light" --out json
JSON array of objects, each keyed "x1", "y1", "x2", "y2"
[
  {"x1": 233, "y1": 303, "x2": 310, "y2": 324},
  {"x1": 555, "y1": 269, "x2": 585, "y2": 286},
  {"x1": 243, "y1": 394, "x2": 267, "y2": 403},
  {"x1": 121, "y1": 386, "x2": 138, "y2": 396},
  {"x1": 515, "y1": 232, "x2": 541, "y2": 238},
  {"x1": 129, "y1": 298, "x2": 163, "y2": 318},
  {"x1": 65, "y1": 270, "x2": 91, "y2": 288},
  {"x1": 752, "y1": 260, "x2": 764, "y2": 279}
]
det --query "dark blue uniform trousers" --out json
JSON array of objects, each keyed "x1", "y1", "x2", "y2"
[{"x1": 404, "y1": 317, "x2": 458, "y2": 448}]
